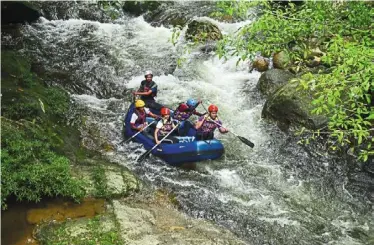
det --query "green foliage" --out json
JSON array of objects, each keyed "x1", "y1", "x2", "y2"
[
  {"x1": 91, "y1": 165, "x2": 110, "y2": 198},
  {"x1": 1, "y1": 51, "x2": 70, "y2": 123},
  {"x1": 37, "y1": 216, "x2": 123, "y2": 245},
  {"x1": 210, "y1": 0, "x2": 258, "y2": 22},
  {"x1": 1, "y1": 119, "x2": 86, "y2": 209},
  {"x1": 298, "y1": 37, "x2": 374, "y2": 161},
  {"x1": 1, "y1": 50, "x2": 86, "y2": 209},
  {"x1": 212, "y1": 0, "x2": 373, "y2": 161},
  {"x1": 97, "y1": 1, "x2": 123, "y2": 20}
]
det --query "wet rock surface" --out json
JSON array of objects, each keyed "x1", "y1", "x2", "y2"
[
  {"x1": 185, "y1": 20, "x2": 223, "y2": 42},
  {"x1": 257, "y1": 69, "x2": 295, "y2": 97},
  {"x1": 112, "y1": 193, "x2": 245, "y2": 245},
  {"x1": 1, "y1": 2, "x2": 41, "y2": 25},
  {"x1": 262, "y1": 80, "x2": 328, "y2": 131}
]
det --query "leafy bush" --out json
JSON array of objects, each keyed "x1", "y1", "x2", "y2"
[
  {"x1": 209, "y1": 0, "x2": 373, "y2": 161},
  {"x1": 1, "y1": 50, "x2": 85, "y2": 209},
  {"x1": 1, "y1": 119, "x2": 86, "y2": 209}
]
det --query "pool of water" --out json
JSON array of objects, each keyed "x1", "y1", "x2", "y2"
[{"x1": 1, "y1": 198, "x2": 105, "y2": 245}]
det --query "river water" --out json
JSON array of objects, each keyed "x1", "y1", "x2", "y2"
[{"x1": 6, "y1": 2, "x2": 373, "y2": 244}]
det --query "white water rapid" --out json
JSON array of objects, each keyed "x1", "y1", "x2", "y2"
[{"x1": 15, "y1": 3, "x2": 373, "y2": 244}]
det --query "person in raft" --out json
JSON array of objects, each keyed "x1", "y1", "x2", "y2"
[
  {"x1": 173, "y1": 98, "x2": 205, "y2": 136},
  {"x1": 130, "y1": 100, "x2": 159, "y2": 132},
  {"x1": 194, "y1": 104, "x2": 228, "y2": 140},
  {"x1": 154, "y1": 107, "x2": 179, "y2": 144},
  {"x1": 132, "y1": 70, "x2": 163, "y2": 111}
]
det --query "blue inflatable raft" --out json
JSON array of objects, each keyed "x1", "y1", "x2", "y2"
[{"x1": 123, "y1": 103, "x2": 224, "y2": 165}]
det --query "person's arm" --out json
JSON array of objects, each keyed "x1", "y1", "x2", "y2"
[
  {"x1": 217, "y1": 121, "x2": 229, "y2": 133},
  {"x1": 154, "y1": 121, "x2": 162, "y2": 144},
  {"x1": 130, "y1": 114, "x2": 143, "y2": 131},
  {"x1": 193, "y1": 110, "x2": 205, "y2": 117},
  {"x1": 148, "y1": 111, "x2": 160, "y2": 119},
  {"x1": 135, "y1": 83, "x2": 157, "y2": 96},
  {"x1": 219, "y1": 127, "x2": 229, "y2": 133},
  {"x1": 133, "y1": 82, "x2": 152, "y2": 96},
  {"x1": 154, "y1": 128, "x2": 160, "y2": 144},
  {"x1": 144, "y1": 108, "x2": 160, "y2": 119},
  {"x1": 195, "y1": 116, "x2": 207, "y2": 130},
  {"x1": 134, "y1": 90, "x2": 152, "y2": 96}
]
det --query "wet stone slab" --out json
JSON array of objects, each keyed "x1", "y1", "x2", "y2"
[
  {"x1": 105, "y1": 166, "x2": 141, "y2": 197},
  {"x1": 112, "y1": 197, "x2": 246, "y2": 245}
]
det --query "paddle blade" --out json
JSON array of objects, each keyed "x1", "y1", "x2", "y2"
[
  {"x1": 122, "y1": 138, "x2": 132, "y2": 145},
  {"x1": 137, "y1": 149, "x2": 152, "y2": 163},
  {"x1": 237, "y1": 136, "x2": 255, "y2": 148}
]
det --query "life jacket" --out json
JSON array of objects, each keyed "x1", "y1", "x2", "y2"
[
  {"x1": 134, "y1": 109, "x2": 147, "y2": 126},
  {"x1": 140, "y1": 80, "x2": 157, "y2": 101},
  {"x1": 158, "y1": 118, "x2": 175, "y2": 136},
  {"x1": 173, "y1": 103, "x2": 193, "y2": 121},
  {"x1": 199, "y1": 116, "x2": 220, "y2": 134}
]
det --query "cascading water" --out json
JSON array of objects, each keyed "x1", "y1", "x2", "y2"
[{"x1": 12, "y1": 2, "x2": 373, "y2": 244}]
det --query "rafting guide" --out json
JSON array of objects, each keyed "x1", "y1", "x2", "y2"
[{"x1": 132, "y1": 71, "x2": 163, "y2": 111}]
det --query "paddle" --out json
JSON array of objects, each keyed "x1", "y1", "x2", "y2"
[
  {"x1": 119, "y1": 120, "x2": 157, "y2": 145},
  {"x1": 137, "y1": 121, "x2": 181, "y2": 163},
  {"x1": 200, "y1": 103, "x2": 255, "y2": 148}
]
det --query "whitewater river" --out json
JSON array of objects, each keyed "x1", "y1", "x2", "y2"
[{"x1": 8, "y1": 2, "x2": 372, "y2": 244}]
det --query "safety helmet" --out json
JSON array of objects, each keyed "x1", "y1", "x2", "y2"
[
  {"x1": 178, "y1": 103, "x2": 189, "y2": 111},
  {"x1": 145, "y1": 70, "x2": 153, "y2": 77},
  {"x1": 186, "y1": 99, "x2": 198, "y2": 108},
  {"x1": 135, "y1": 100, "x2": 145, "y2": 108},
  {"x1": 160, "y1": 107, "x2": 170, "y2": 116},
  {"x1": 208, "y1": 104, "x2": 218, "y2": 112}
]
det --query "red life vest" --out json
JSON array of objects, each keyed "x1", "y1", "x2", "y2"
[
  {"x1": 173, "y1": 103, "x2": 193, "y2": 121},
  {"x1": 198, "y1": 116, "x2": 221, "y2": 134},
  {"x1": 134, "y1": 109, "x2": 146, "y2": 126}
]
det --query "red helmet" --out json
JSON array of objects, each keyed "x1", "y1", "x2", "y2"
[
  {"x1": 160, "y1": 107, "x2": 170, "y2": 116},
  {"x1": 178, "y1": 103, "x2": 189, "y2": 111},
  {"x1": 208, "y1": 104, "x2": 218, "y2": 112}
]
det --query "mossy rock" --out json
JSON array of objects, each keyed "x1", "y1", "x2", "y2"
[
  {"x1": 1, "y1": 50, "x2": 70, "y2": 123},
  {"x1": 273, "y1": 51, "x2": 291, "y2": 69},
  {"x1": 257, "y1": 69, "x2": 295, "y2": 97},
  {"x1": 147, "y1": 12, "x2": 188, "y2": 27},
  {"x1": 185, "y1": 20, "x2": 223, "y2": 42},
  {"x1": 35, "y1": 213, "x2": 123, "y2": 245},
  {"x1": 84, "y1": 161, "x2": 141, "y2": 199},
  {"x1": 252, "y1": 57, "x2": 270, "y2": 72},
  {"x1": 122, "y1": 1, "x2": 161, "y2": 17},
  {"x1": 262, "y1": 80, "x2": 328, "y2": 131}
]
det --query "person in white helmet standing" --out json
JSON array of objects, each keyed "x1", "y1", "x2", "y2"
[{"x1": 132, "y1": 70, "x2": 163, "y2": 111}]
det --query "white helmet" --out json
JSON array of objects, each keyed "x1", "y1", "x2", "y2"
[{"x1": 145, "y1": 70, "x2": 153, "y2": 77}]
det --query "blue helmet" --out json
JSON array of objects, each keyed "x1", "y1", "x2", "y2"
[{"x1": 186, "y1": 99, "x2": 198, "y2": 108}]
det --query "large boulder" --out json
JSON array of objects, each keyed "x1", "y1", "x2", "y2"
[
  {"x1": 257, "y1": 69, "x2": 295, "y2": 96},
  {"x1": 122, "y1": 1, "x2": 161, "y2": 17},
  {"x1": 185, "y1": 20, "x2": 222, "y2": 42},
  {"x1": 262, "y1": 80, "x2": 328, "y2": 131},
  {"x1": 1, "y1": 1, "x2": 41, "y2": 24},
  {"x1": 144, "y1": 2, "x2": 217, "y2": 27}
]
